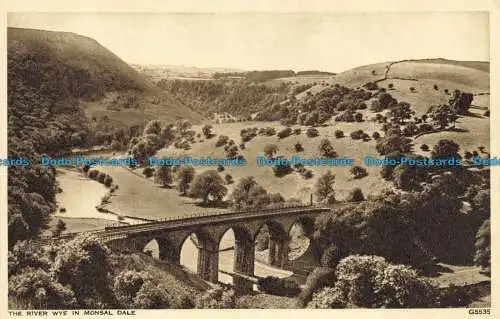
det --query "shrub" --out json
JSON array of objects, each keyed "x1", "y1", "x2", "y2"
[
  {"x1": 142, "y1": 167, "x2": 155, "y2": 178},
  {"x1": 264, "y1": 144, "x2": 279, "y2": 158},
  {"x1": 420, "y1": 144, "x2": 430, "y2": 152},
  {"x1": 350, "y1": 166, "x2": 367, "y2": 179},
  {"x1": 195, "y1": 288, "x2": 236, "y2": 309},
  {"x1": 9, "y1": 268, "x2": 77, "y2": 309},
  {"x1": 59, "y1": 207, "x2": 66, "y2": 213},
  {"x1": 294, "y1": 128, "x2": 302, "y2": 135},
  {"x1": 348, "y1": 188, "x2": 365, "y2": 202},
  {"x1": 88, "y1": 169, "x2": 99, "y2": 179},
  {"x1": 294, "y1": 142, "x2": 304, "y2": 152},
  {"x1": 354, "y1": 112, "x2": 363, "y2": 122},
  {"x1": 388, "y1": 83, "x2": 394, "y2": 89},
  {"x1": 335, "y1": 130, "x2": 344, "y2": 138},
  {"x1": 302, "y1": 170, "x2": 313, "y2": 179},
  {"x1": 319, "y1": 139, "x2": 338, "y2": 158},
  {"x1": 474, "y1": 219, "x2": 490, "y2": 271},
  {"x1": 350, "y1": 130, "x2": 364, "y2": 140},
  {"x1": 224, "y1": 174, "x2": 233, "y2": 185},
  {"x1": 306, "y1": 128, "x2": 319, "y2": 138},
  {"x1": 259, "y1": 127, "x2": 277, "y2": 136},
  {"x1": 215, "y1": 135, "x2": 229, "y2": 147},
  {"x1": 277, "y1": 127, "x2": 292, "y2": 139},
  {"x1": 202, "y1": 124, "x2": 213, "y2": 139},
  {"x1": 272, "y1": 157, "x2": 293, "y2": 177},
  {"x1": 363, "y1": 82, "x2": 378, "y2": 90},
  {"x1": 444, "y1": 89, "x2": 449, "y2": 95},
  {"x1": 433, "y1": 84, "x2": 439, "y2": 90},
  {"x1": 257, "y1": 276, "x2": 301, "y2": 297},
  {"x1": 296, "y1": 267, "x2": 336, "y2": 307},
  {"x1": 483, "y1": 110, "x2": 490, "y2": 117},
  {"x1": 307, "y1": 287, "x2": 345, "y2": 308},
  {"x1": 320, "y1": 244, "x2": 342, "y2": 268},
  {"x1": 103, "y1": 175, "x2": 113, "y2": 187},
  {"x1": 439, "y1": 284, "x2": 478, "y2": 307},
  {"x1": 372, "y1": 132, "x2": 381, "y2": 140},
  {"x1": 333, "y1": 255, "x2": 438, "y2": 308},
  {"x1": 97, "y1": 172, "x2": 106, "y2": 184},
  {"x1": 410, "y1": 87, "x2": 416, "y2": 92},
  {"x1": 217, "y1": 164, "x2": 225, "y2": 172}
]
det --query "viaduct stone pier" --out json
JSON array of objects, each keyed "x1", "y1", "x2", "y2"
[{"x1": 95, "y1": 204, "x2": 334, "y2": 294}]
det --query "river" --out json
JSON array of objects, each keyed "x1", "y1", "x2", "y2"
[
  {"x1": 178, "y1": 230, "x2": 293, "y2": 285},
  {"x1": 56, "y1": 168, "x2": 294, "y2": 285}
]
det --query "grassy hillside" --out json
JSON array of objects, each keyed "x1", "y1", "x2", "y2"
[
  {"x1": 8, "y1": 27, "x2": 201, "y2": 136},
  {"x1": 97, "y1": 59, "x2": 489, "y2": 221},
  {"x1": 8, "y1": 27, "x2": 154, "y2": 95}
]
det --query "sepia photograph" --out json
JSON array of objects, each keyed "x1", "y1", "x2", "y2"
[{"x1": 3, "y1": 7, "x2": 494, "y2": 314}]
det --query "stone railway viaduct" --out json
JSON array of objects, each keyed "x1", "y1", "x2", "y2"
[{"x1": 59, "y1": 203, "x2": 345, "y2": 294}]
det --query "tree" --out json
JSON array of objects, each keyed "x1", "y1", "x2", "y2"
[
  {"x1": 348, "y1": 188, "x2": 365, "y2": 202},
  {"x1": 321, "y1": 244, "x2": 342, "y2": 268},
  {"x1": 176, "y1": 166, "x2": 196, "y2": 195},
  {"x1": 231, "y1": 177, "x2": 283, "y2": 209},
  {"x1": 277, "y1": 127, "x2": 292, "y2": 139},
  {"x1": 378, "y1": 92, "x2": 397, "y2": 109},
  {"x1": 52, "y1": 219, "x2": 66, "y2": 237},
  {"x1": 319, "y1": 139, "x2": 337, "y2": 158},
  {"x1": 143, "y1": 120, "x2": 162, "y2": 136},
  {"x1": 154, "y1": 166, "x2": 173, "y2": 187},
  {"x1": 307, "y1": 287, "x2": 345, "y2": 309},
  {"x1": 294, "y1": 142, "x2": 304, "y2": 152},
  {"x1": 224, "y1": 173, "x2": 233, "y2": 185},
  {"x1": 264, "y1": 144, "x2": 279, "y2": 158},
  {"x1": 375, "y1": 135, "x2": 413, "y2": 155},
  {"x1": 431, "y1": 139, "x2": 461, "y2": 161},
  {"x1": 474, "y1": 219, "x2": 490, "y2": 271},
  {"x1": 133, "y1": 281, "x2": 171, "y2": 309},
  {"x1": 331, "y1": 255, "x2": 438, "y2": 308},
  {"x1": 176, "y1": 119, "x2": 191, "y2": 135},
  {"x1": 335, "y1": 130, "x2": 344, "y2": 138},
  {"x1": 429, "y1": 104, "x2": 458, "y2": 129},
  {"x1": 142, "y1": 167, "x2": 155, "y2": 178},
  {"x1": 202, "y1": 124, "x2": 213, "y2": 139},
  {"x1": 189, "y1": 170, "x2": 227, "y2": 205},
  {"x1": 389, "y1": 102, "x2": 414, "y2": 125},
  {"x1": 114, "y1": 270, "x2": 148, "y2": 306},
  {"x1": 350, "y1": 166, "x2": 367, "y2": 179},
  {"x1": 51, "y1": 234, "x2": 114, "y2": 307},
  {"x1": 450, "y1": 90, "x2": 474, "y2": 115},
  {"x1": 272, "y1": 156, "x2": 293, "y2": 177},
  {"x1": 195, "y1": 288, "x2": 236, "y2": 309},
  {"x1": 160, "y1": 124, "x2": 175, "y2": 144},
  {"x1": 306, "y1": 127, "x2": 319, "y2": 137},
  {"x1": 9, "y1": 268, "x2": 76, "y2": 309},
  {"x1": 104, "y1": 175, "x2": 113, "y2": 187},
  {"x1": 315, "y1": 171, "x2": 335, "y2": 203}
]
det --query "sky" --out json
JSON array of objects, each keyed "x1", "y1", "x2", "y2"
[{"x1": 7, "y1": 12, "x2": 489, "y2": 72}]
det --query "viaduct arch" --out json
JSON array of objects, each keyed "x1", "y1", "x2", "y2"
[{"x1": 100, "y1": 205, "x2": 334, "y2": 294}]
